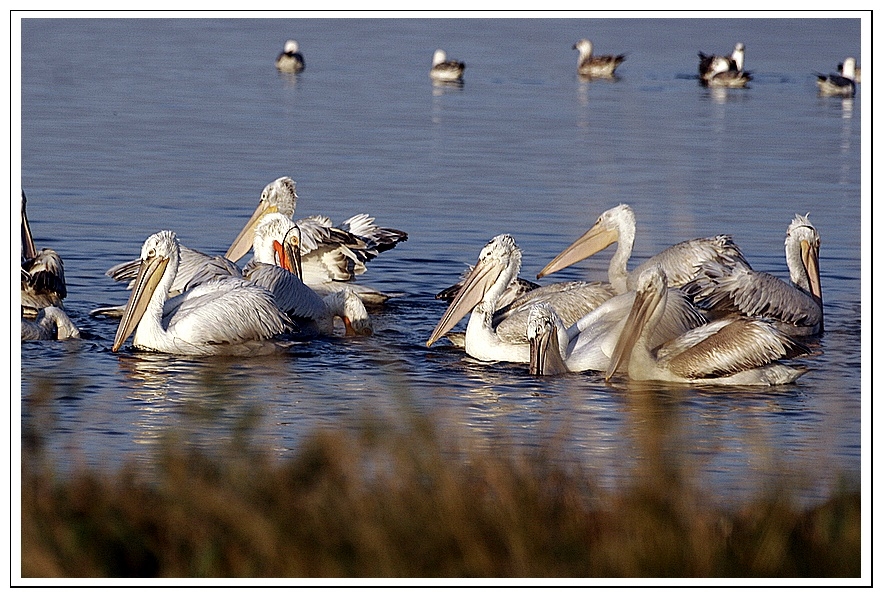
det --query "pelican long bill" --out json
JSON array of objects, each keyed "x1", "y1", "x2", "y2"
[
  {"x1": 426, "y1": 257, "x2": 506, "y2": 347},
  {"x1": 112, "y1": 253, "x2": 169, "y2": 352},
  {"x1": 605, "y1": 279, "x2": 661, "y2": 381},
  {"x1": 225, "y1": 199, "x2": 278, "y2": 262},
  {"x1": 537, "y1": 221, "x2": 618, "y2": 279}
]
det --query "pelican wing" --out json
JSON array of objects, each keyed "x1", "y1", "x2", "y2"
[
  {"x1": 494, "y1": 281, "x2": 616, "y2": 343},
  {"x1": 687, "y1": 262, "x2": 821, "y2": 329},
  {"x1": 628, "y1": 234, "x2": 749, "y2": 290},
  {"x1": 243, "y1": 260, "x2": 328, "y2": 321},
  {"x1": 339, "y1": 213, "x2": 408, "y2": 256},
  {"x1": 22, "y1": 249, "x2": 67, "y2": 298},
  {"x1": 165, "y1": 278, "x2": 292, "y2": 345},
  {"x1": 657, "y1": 317, "x2": 807, "y2": 379}
]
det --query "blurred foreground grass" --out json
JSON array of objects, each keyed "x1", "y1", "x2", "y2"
[{"x1": 21, "y1": 397, "x2": 860, "y2": 579}]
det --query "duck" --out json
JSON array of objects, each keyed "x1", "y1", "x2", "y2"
[
  {"x1": 430, "y1": 49, "x2": 465, "y2": 83},
  {"x1": 816, "y1": 57, "x2": 857, "y2": 97},
  {"x1": 573, "y1": 38, "x2": 626, "y2": 79},
  {"x1": 275, "y1": 39, "x2": 305, "y2": 73}
]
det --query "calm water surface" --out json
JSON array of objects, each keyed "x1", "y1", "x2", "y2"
[{"x1": 19, "y1": 17, "x2": 863, "y2": 507}]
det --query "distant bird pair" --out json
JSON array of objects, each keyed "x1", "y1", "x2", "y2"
[{"x1": 430, "y1": 39, "x2": 627, "y2": 84}]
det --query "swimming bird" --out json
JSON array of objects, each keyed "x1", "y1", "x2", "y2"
[
  {"x1": 426, "y1": 234, "x2": 614, "y2": 363},
  {"x1": 275, "y1": 39, "x2": 305, "y2": 73},
  {"x1": 429, "y1": 49, "x2": 465, "y2": 83},
  {"x1": 245, "y1": 212, "x2": 373, "y2": 336},
  {"x1": 816, "y1": 57, "x2": 857, "y2": 97},
  {"x1": 112, "y1": 230, "x2": 293, "y2": 355},
  {"x1": 527, "y1": 280, "x2": 705, "y2": 376},
  {"x1": 536, "y1": 203, "x2": 750, "y2": 295},
  {"x1": 698, "y1": 42, "x2": 746, "y2": 80},
  {"x1": 21, "y1": 191, "x2": 68, "y2": 311},
  {"x1": 224, "y1": 176, "x2": 407, "y2": 304},
  {"x1": 22, "y1": 306, "x2": 81, "y2": 341},
  {"x1": 604, "y1": 266, "x2": 809, "y2": 385},
  {"x1": 573, "y1": 39, "x2": 626, "y2": 79},
  {"x1": 683, "y1": 214, "x2": 823, "y2": 337}
]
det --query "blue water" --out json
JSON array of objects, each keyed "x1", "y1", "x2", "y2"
[{"x1": 18, "y1": 17, "x2": 863, "y2": 507}]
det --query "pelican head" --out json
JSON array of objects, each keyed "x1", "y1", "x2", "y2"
[
  {"x1": 785, "y1": 213, "x2": 822, "y2": 310},
  {"x1": 325, "y1": 288, "x2": 373, "y2": 336},
  {"x1": 527, "y1": 303, "x2": 569, "y2": 376},
  {"x1": 432, "y1": 49, "x2": 448, "y2": 67},
  {"x1": 573, "y1": 39, "x2": 593, "y2": 59},
  {"x1": 537, "y1": 203, "x2": 633, "y2": 279},
  {"x1": 605, "y1": 264, "x2": 667, "y2": 381},
  {"x1": 113, "y1": 230, "x2": 178, "y2": 352},
  {"x1": 426, "y1": 234, "x2": 522, "y2": 347},
  {"x1": 225, "y1": 177, "x2": 298, "y2": 262},
  {"x1": 253, "y1": 212, "x2": 303, "y2": 279},
  {"x1": 283, "y1": 40, "x2": 299, "y2": 54}
]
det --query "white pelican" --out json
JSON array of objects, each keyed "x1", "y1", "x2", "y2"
[
  {"x1": 112, "y1": 230, "x2": 293, "y2": 355},
  {"x1": 430, "y1": 49, "x2": 465, "y2": 83},
  {"x1": 527, "y1": 282, "x2": 705, "y2": 376},
  {"x1": 224, "y1": 176, "x2": 407, "y2": 304},
  {"x1": 275, "y1": 40, "x2": 305, "y2": 73},
  {"x1": 698, "y1": 43, "x2": 746, "y2": 81},
  {"x1": 426, "y1": 234, "x2": 614, "y2": 363},
  {"x1": 246, "y1": 212, "x2": 372, "y2": 336},
  {"x1": 21, "y1": 191, "x2": 68, "y2": 310},
  {"x1": 537, "y1": 203, "x2": 750, "y2": 295},
  {"x1": 816, "y1": 57, "x2": 857, "y2": 97},
  {"x1": 683, "y1": 214, "x2": 823, "y2": 337},
  {"x1": 605, "y1": 266, "x2": 808, "y2": 385},
  {"x1": 22, "y1": 306, "x2": 81, "y2": 341},
  {"x1": 573, "y1": 39, "x2": 626, "y2": 79}
]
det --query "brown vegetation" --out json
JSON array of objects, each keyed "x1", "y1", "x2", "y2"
[{"x1": 20, "y1": 404, "x2": 860, "y2": 579}]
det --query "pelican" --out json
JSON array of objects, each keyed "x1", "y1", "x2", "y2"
[
  {"x1": 604, "y1": 265, "x2": 809, "y2": 385},
  {"x1": 275, "y1": 39, "x2": 305, "y2": 73},
  {"x1": 573, "y1": 39, "x2": 626, "y2": 79},
  {"x1": 683, "y1": 214, "x2": 823, "y2": 337},
  {"x1": 816, "y1": 57, "x2": 857, "y2": 97},
  {"x1": 224, "y1": 176, "x2": 407, "y2": 304},
  {"x1": 426, "y1": 234, "x2": 614, "y2": 363},
  {"x1": 21, "y1": 191, "x2": 68, "y2": 310},
  {"x1": 22, "y1": 306, "x2": 81, "y2": 341},
  {"x1": 698, "y1": 42, "x2": 746, "y2": 81},
  {"x1": 112, "y1": 230, "x2": 293, "y2": 355},
  {"x1": 246, "y1": 213, "x2": 373, "y2": 336},
  {"x1": 527, "y1": 283, "x2": 705, "y2": 376},
  {"x1": 537, "y1": 203, "x2": 750, "y2": 295},
  {"x1": 430, "y1": 49, "x2": 465, "y2": 83}
]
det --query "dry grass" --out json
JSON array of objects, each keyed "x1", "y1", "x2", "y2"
[{"x1": 20, "y1": 399, "x2": 860, "y2": 579}]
